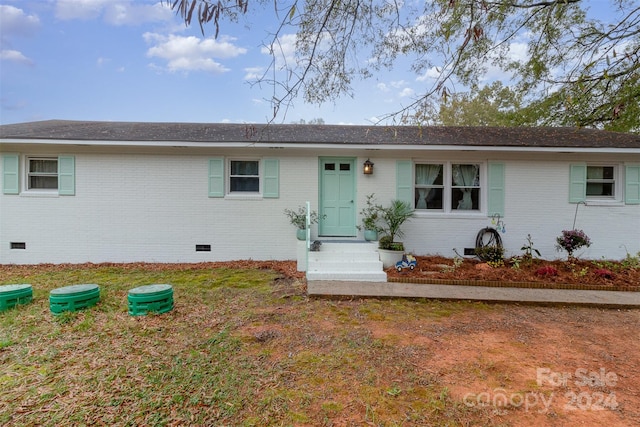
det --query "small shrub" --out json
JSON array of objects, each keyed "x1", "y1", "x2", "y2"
[
  {"x1": 594, "y1": 268, "x2": 615, "y2": 280},
  {"x1": 284, "y1": 206, "x2": 323, "y2": 230},
  {"x1": 621, "y1": 251, "x2": 640, "y2": 269},
  {"x1": 475, "y1": 245, "x2": 504, "y2": 263},
  {"x1": 357, "y1": 193, "x2": 383, "y2": 233},
  {"x1": 378, "y1": 235, "x2": 404, "y2": 251},
  {"x1": 555, "y1": 229, "x2": 591, "y2": 258},
  {"x1": 536, "y1": 266, "x2": 559, "y2": 277}
]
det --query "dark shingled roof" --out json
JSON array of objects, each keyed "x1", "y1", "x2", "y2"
[{"x1": 1, "y1": 120, "x2": 639, "y2": 149}]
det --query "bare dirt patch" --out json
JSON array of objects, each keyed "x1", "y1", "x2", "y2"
[
  {"x1": 2, "y1": 261, "x2": 639, "y2": 426},
  {"x1": 363, "y1": 303, "x2": 640, "y2": 426}
]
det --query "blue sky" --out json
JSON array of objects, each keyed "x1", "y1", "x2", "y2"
[{"x1": 0, "y1": 0, "x2": 618, "y2": 125}]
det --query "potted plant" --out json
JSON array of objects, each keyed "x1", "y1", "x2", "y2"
[
  {"x1": 284, "y1": 206, "x2": 323, "y2": 240},
  {"x1": 356, "y1": 193, "x2": 384, "y2": 241},
  {"x1": 377, "y1": 199, "x2": 415, "y2": 268}
]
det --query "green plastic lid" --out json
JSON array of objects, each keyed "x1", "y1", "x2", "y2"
[
  {"x1": 128, "y1": 284, "x2": 173, "y2": 295},
  {"x1": 0, "y1": 284, "x2": 32, "y2": 294},
  {"x1": 50, "y1": 284, "x2": 99, "y2": 296}
]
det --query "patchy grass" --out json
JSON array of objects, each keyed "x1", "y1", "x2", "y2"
[
  {"x1": 0, "y1": 263, "x2": 493, "y2": 426},
  {"x1": 2, "y1": 263, "x2": 639, "y2": 426}
]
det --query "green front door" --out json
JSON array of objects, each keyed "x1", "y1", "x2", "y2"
[{"x1": 319, "y1": 157, "x2": 356, "y2": 237}]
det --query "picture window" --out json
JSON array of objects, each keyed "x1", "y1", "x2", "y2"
[{"x1": 414, "y1": 163, "x2": 481, "y2": 212}]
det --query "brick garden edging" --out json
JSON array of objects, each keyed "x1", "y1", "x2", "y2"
[{"x1": 387, "y1": 277, "x2": 639, "y2": 292}]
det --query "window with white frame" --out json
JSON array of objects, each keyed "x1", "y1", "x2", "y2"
[
  {"x1": 229, "y1": 160, "x2": 260, "y2": 192},
  {"x1": 586, "y1": 165, "x2": 616, "y2": 198},
  {"x1": 27, "y1": 157, "x2": 58, "y2": 190},
  {"x1": 414, "y1": 163, "x2": 481, "y2": 212}
]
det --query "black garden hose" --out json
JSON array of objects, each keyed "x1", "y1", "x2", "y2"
[{"x1": 475, "y1": 227, "x2": 503, "y2": 261}]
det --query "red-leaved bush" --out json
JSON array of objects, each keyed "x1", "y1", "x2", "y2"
[
  {"x1": 594, "y1": 268, "x2": 615, "y2": 280},
  {"x1": 536, "y1": 266, "x2": 559, "y2": 277}
]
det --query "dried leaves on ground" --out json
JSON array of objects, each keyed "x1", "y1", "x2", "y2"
[{"x1": 1, "y1": 261, "x2": 639, "y2": 426}]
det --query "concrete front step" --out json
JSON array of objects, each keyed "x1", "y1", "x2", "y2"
[
  {"x1": 308, "y1": 260, "x2": 383, "y2": 271},
  {"x1": 304, "y1": 240, "x2": 386, "y2": 282},
  {"x1": 306, "y1": 271, "x2": 388, "y2": 282},
  {"x1": 315, "y1": 241, "x2": 380, "y2": 252},
  {"x1": 308, "y1": 251, "x2": 381, "y2": 263}
]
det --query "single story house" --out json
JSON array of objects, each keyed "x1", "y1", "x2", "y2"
[{"x1": 1, "y1": 120, "x2": 639, "y2": 266}]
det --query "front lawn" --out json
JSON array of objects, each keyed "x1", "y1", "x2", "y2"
[{"x1": 1, "y1": 262, "x2": 639, "y2": 426}]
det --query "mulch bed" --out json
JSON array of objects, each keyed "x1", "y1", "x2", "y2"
[{"x1": 385, "y1": 255, "x2": 640, "y2": 292}]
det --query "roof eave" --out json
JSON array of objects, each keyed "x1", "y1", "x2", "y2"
[{"x1": 2, "y1": 138, "x2": 640, "y2": 154}]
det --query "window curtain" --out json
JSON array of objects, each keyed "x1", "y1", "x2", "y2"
[
  {"x1": 453, "y1": 164, "x2": 478, "y2": 210},
  {"x1": 415, "y1": 164, "x2": 441, "y2": 209},
  {"x1": 232, "y1": 161, "x2": 258, "y2": 176}
]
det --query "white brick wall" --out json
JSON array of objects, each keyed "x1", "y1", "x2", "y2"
[
  {"x1": 399, "y1": 154, "x2": 640, "y2": 260},
  {"x1": 1, "y1": 149, "x2": 639, "y2": 264},
  {"x1": 1, "y1": 151, "x2": 321, "y2": 263}
]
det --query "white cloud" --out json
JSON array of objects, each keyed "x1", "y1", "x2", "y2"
[
  {"x1": 244, "y1": 67, "x2": 264, "y2": 80},
  {"x1": 0, "y1": 49, "x2": 34, "y2": 66},
  {"x1": 398, "y1": 87, "x2": 415, "y2": 98},
  {"x1": 480, "y1": 40, "x2": 529, "y2": 84},
  {"x1": 376, "y1": 80, "x2": 415, "y2": 99},
  {"x1": 416, "y1": 66, "x2": 441, "y2": 82},
  {"x1": 55, "y1": 0, "x2": 172, "y2": 25},
  {"x1": 55, "y1": 0, "x2": 111, "y2": 20},
  {"x1": 261, "y1": 33, "x2": 297, "y2": 69},
  {"x1": 144, "y1": 33, "x2": 247, "y2": 74},
  {"x1": 0, "y1": 5, "x2": 40, "y2": 38},
  {"x1": 0, "y1": 5, "x2": 39, "y2": 67},
  {"x1": 390, "y1": 80, "x2": 408, "y2": 89}
]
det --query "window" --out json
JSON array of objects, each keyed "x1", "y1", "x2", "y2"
[
  {"x1": 208, "y1": 158, "x2": 279, "y2": 198},
  {"x1": 2, "y1": 155, "x2": 74, "y2": 196},
  {"x1": 586, "y1": 166, "x2": 615, "y2": 198},
  {"x1": 28, "y1": 157, "x2": 58, "y2": 190},
  {"x1": 229, "y1": 160, "x2": 259, "y2": 192},
  {"x1": 414, "y1": 163, "x2": 481, "y2": 212},
  {"x1": 452, "y1": 164, "x2": 480, "y2": 210},
  {"x1": 415, "y1": 164, "x2": 443, "y2": 209}
]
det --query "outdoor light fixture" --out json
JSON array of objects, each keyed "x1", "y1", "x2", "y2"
[{"x1": 363, "y1": 158, "x2": 374, "y2": 175}]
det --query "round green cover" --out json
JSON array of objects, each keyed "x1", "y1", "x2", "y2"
[
  {"x1": 50, "y1": 284, "x2": 99, "y2": 296},
  {"x1": 128, "y1": 284, "x2": 173, "y2": 295},
  {"x1": 0, "y1": 284, "x2": 32, "y2": 295},
  {"x1": 0, "y1": 284, "x2": 33, "y2": 311}
]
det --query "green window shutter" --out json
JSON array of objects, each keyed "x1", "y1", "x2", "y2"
[
  {"x1": 2, "y1": 154, "x2": 20, "y2": 195},
  {"x1": 569, "y1": 164, "x2": 587, "y2": 203},
  {"x1": 396, "y1": 160, "x2": 413, "y2": 205},
  {"x1": 487, "y1": 162, "x2": 505, "y2": 217},
  {"x1": 625, "y1": 165, "x2": 640, "y2": 205},
  {"x1": 262, "y1": 159, "x2": 279, "y2": 198},
  {"x1": 208, "y1": 158, "x2": 224, "y2": 197},
  {"x1": 58, "y1": 155, "x2": 75, "y2": 196}
]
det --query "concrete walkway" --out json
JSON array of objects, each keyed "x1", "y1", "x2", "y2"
[{"x1": 307, "y1": 280, "x2": 640, "y2": 307}]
